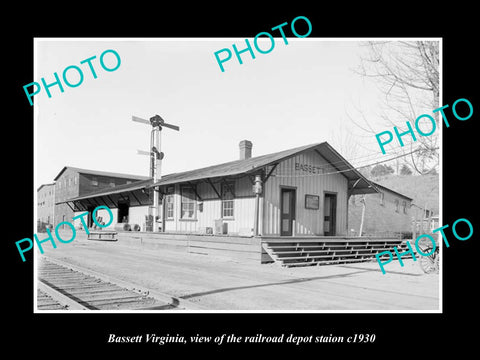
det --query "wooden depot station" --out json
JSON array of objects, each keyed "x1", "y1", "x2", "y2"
[{"x1": 56, "y1": 140, "x2": 412, "y2": 267}]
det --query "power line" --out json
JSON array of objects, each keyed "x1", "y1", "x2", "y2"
[
  {"x1": 271, "y1": 147, "x2": 438, "y2": 178},
  {"x1": 284, "y1": 142, "x2": 437, "y2": 173}
]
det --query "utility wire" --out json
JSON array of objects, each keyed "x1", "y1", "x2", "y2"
[
  {"x1": 271, "y1": 147, "x2": 439, "y2": 178},
  {"x1": 277, "y1": 142, "x2": 438, "y2": 173}
]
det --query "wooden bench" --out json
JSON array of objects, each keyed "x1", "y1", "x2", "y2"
[{"x1": 87, "y1": 231, "x2": 118, "y2": 241}]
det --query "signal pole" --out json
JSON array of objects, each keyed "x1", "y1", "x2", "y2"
[{"x1": 133, "y1": 114, "x2": 179, "y2": 231}]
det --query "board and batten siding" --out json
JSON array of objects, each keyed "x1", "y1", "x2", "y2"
[
  {"x1": 164, "y1": 176, "x2": 256, "y2": 234},
  {"x1": 262, "y1": 150, "x2": 348, "y2": 236}
]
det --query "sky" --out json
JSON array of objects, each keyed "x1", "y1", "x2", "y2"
[{"x1": 34, "y1": 38, "x2": 423, "y2": 186}]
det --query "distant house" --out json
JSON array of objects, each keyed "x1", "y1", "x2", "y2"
[
  {"x1": 348, "y1": 181, "x2": 413, "y2": 237},
  {"x1": 411, "y1": 206, "x2": 439, "y2": 235}
]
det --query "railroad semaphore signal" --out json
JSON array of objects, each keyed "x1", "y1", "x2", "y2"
[{"x1": 132, "y1": 114, "x2": 180, "y2": 231}]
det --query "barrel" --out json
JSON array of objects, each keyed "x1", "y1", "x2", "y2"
[
  {"x1": 114, "y1": 223, "x2": 131, "y2": 231},
  {"x1": 132, "y1": 224, "x2": 141, "y2": 231}
]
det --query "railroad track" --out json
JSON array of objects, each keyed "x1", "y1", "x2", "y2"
[
  {"x1": 37, "y1": 288, "x2": 69, "y2": 310},
  {"x1": 37, "y1": 257, "x2": 200, "y2": 311}
]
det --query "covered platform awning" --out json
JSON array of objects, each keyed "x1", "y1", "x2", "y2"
[{"x1": 57, "y1": 179, "x2": 153, "y2": 212}]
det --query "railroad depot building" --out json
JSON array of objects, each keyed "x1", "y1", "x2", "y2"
[
  {"x1": 45, "y1": 141, "x2": 416, "y2": 265},
  {"x1": 59, "y1": 141, "x2": 379, "y2": 236}
]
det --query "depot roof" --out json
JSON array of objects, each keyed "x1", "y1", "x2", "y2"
[
  {"x1": 60, "y1": 141, "x2": 379, "y2": 209},
  {"x1": 59, "y1": 178, "x2": 153, "y2": 210},
  {"x1": 37, "y1": 183, "x2": 55, "y2": 192},
  {"x1": 370, "y1": 181, "x2": 413, "y2": 201},
  {"x1": 149, "y1": 142, "x2": 377, "y2": 194}
]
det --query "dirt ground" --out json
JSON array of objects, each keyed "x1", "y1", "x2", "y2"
[{"x1": 35, "y1": 233, "x2": 440, "y2": 311}]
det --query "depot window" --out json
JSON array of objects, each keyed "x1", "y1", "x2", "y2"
[
  {"x1": 165, "y1": 186, "x2": 175, "y2": 220},
  {"x1": 181, "y1": 186, "x2": 196, "y2": 220},
  {"x1": 221, "y1": 182, "x2": 235, "y2": 218}
]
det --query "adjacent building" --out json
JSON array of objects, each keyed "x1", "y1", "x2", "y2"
[
  {"x1": 37, "y1": 183, "x2": 55, "y2": 230},
  {"x1": 52, "y1": 167, "x2": 150, "y2": 228},
  {"x1": 347, "y1": 182, "x2": 413, "y2": 237}
]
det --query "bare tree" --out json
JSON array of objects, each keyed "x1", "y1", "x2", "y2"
[
  {"x1": 329, "y1": 123, "x2": 361, "y2": 162},
  {"x1": 353, "y1": 41, "x2": 440, "y2": 174}
]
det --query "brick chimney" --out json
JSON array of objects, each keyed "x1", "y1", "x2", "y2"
[{"x1": 239, "y1": 140, "x2": 253, "y2": 160}]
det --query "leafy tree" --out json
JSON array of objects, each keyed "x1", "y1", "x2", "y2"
[
  {"x1": 370, "y1": 164, "x2": 394, "y2": 177},
  {"x1": 358, "y1": 165, "x2": 372, "y2": 178}
]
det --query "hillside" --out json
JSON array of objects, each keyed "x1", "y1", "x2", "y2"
[{"x1": 369, "y1": 174, "x2": 439, "y2": 214}]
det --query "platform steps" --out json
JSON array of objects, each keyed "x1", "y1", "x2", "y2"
[{"x1": 262, "y1": 239, "x2": 412, "y2": 267}]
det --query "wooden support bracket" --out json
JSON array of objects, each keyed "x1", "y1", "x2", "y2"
[
  {"x1": 263, "y1": 163, "x2": 278, "y2": 183},
  {"x1": 207, "y1": 178, "x2": 221, "y2": 199},
  {"x1": 129, "y1": 190, "x2": 142, "y2": 206},
  {"x1": 221, "y1": 179, "x2": 236, "y2": 198},
  {"x1": 187, "y1": 182, "x2": 202, "y2": 201},
  {"x1": 106, "y1": 194, "x2": 118, "y2": 208}
]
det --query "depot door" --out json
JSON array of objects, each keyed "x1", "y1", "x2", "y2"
[
  {"x1": 323, "y1": 193, "x2": 337, "y2": 236},
  {"x1": 280, "y1": 188, "x2": 296, "y2": 236},
  {"x1": 118, "y1": 201, "x2": 129, "y2": 223}
]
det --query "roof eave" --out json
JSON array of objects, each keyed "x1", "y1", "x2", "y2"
[
  {"x1": 59, "y1": 178, "x2": 153, "y2": 204},
  {"x1": 148, "y1": 142, "x2": 326, "y2": 188}
]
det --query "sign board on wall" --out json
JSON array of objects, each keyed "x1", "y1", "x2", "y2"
[{"x1": 305, "y1": 194, "x2": 320, "y2": 210}]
